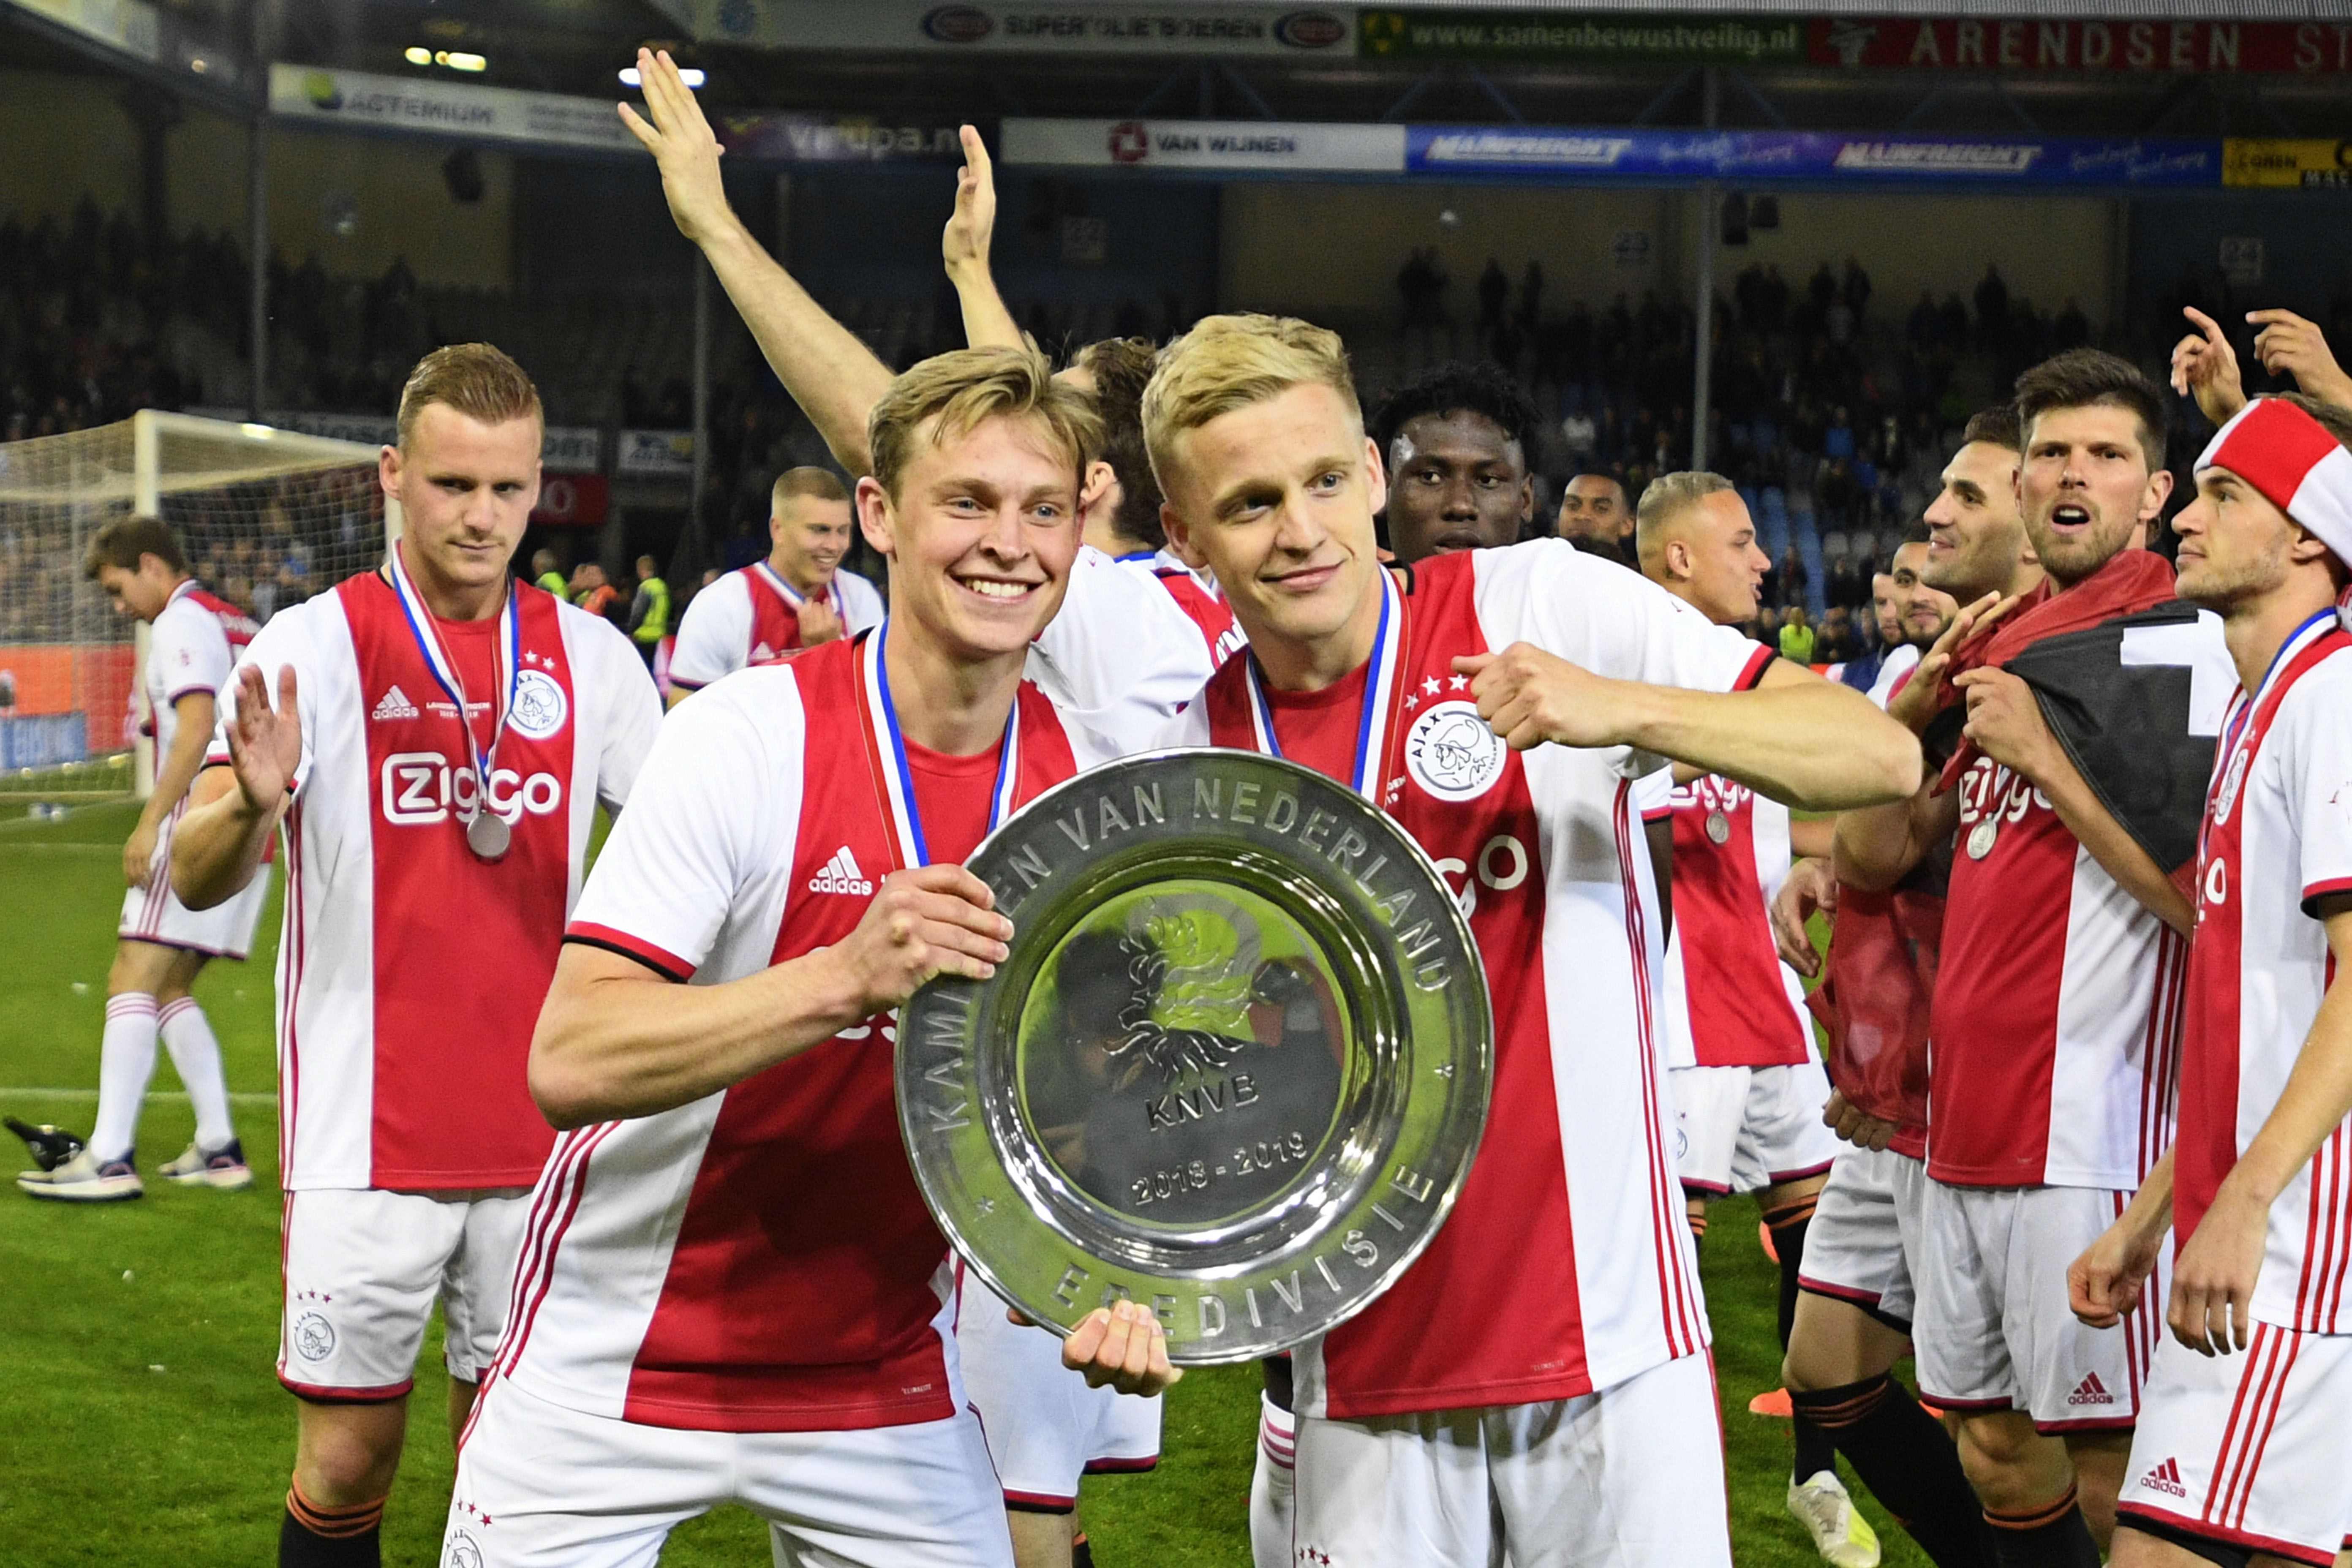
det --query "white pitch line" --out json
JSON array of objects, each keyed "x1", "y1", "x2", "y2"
[
  {"x1": 0, "y1": 842, "x2": 119, "y2": 853},
  {"x1": 1, "y1": 1087, "x2": 279, "y2": 1106}
]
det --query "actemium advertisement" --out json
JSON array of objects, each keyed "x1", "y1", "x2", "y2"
[
  {"x1": 268, "y1": 65, "x2": 636, "y2": 154},
  {"x1": 690, "y1": 0, "x2": 1357, "y2": 57},
  {"x1": 1004, "y1": 118, "x2": 1405, "y2": 173}
]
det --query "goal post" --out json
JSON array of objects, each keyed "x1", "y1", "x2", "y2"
[{"x1": 0, "y1": 411, "x2": 395, "y2": 803}]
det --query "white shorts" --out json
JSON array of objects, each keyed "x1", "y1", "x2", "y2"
[
  {"x1": 1914, "y1": 1180, "x2": 2161, "y2": 1433},
  {"x1": 445, "y1": 1375, "x2": 1015, "y2": 1568},
  {"x1": 1797, "y1": 1147, "x2": 1931, "y2": 1330},
  {"x1": 955, "y1": 1277, "x2": 1160, "y2": 1510},
  {"x1": 2115, "y1": 1323, "x2": 2352, "y2": 1568},
  {"x1": 118, "y1": 813, "x2": 269, "y2": 960},
  {"x1": 1670, "y1": 1060, "x2": 1841, "y2": 1198},
  {"x1": 279, "y1": 1187, "x2": 530, "y2": 1399},
  {"x1": 1290, "y1": 1353, "x2": 1731, "y2": 1568}
]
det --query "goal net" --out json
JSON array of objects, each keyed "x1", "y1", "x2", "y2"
[{"x1": 0, "y1": 411, "x2": 391, "y2": 802}]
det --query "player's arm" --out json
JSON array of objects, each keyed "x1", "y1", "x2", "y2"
[
  {"x1": 171, "y1": 664, "x2": 298, "y2": 910},
  {"x1": 2170, "y1": 899, "x2": 2352, "y2": 1355},
  {"x1": 2249, "y1": 308, "x2": 2352, "y2": 411},
  {"x1": 2070, "y1": 1147, "x2": 2174, "y2": 1331},
  {"x1": 620, "y1": 49, "x2": 892, "y2": 476},
  {"x1": 942, "y1": 125, "x2": 1024, "y2": 352},
  {"x1": 1955, "y1": 664, "x2": 2194, "y2": 934},
  {"x1": 1788, "y1": 816, "x2": 1834, "y2": 861},
  {"x1": 123, "y1": 689, "x2": 215, "y2": 890},
  {"x1": 1458, "y1": 649, "x2": 1920, "y2": 812},
  {"x1": 662, "y1": 577, "x2": 747, "y2": 708},
  {"x1": 529, "y1": 864, "x2": 1011, "y2": 1128}
]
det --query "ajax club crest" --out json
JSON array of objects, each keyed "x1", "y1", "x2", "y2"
[
  {"x1": 509, "y1": 668, "x2": 570, "y2": 741},
  {"x1": 1405, "y1": 701, "x2": 1506, "y2": 802}
]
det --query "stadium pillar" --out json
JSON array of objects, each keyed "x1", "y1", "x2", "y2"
[
  {"x1": 1690, "y1": 68, "x2": 1719, "y2": 471},
  {"x1": 691, "y1": 255, "x2": 711, "y2": 554},
  {"x1": 245, "y1": 0, "x2": 271, "y2": 420}
]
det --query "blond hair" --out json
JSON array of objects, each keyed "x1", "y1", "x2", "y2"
[
  {"x1": 867, "y1": 346, "x2": 1100, "y2": 501},
  {"x1": 396, "y1": 343, "x2": 543, "y2": 448},
  {"x1": 1142, "y1": 314, "x2": 1359, "y2": 496},
  {"x1": 771, "y1": 466, "x2": 850, "y2": 517}
]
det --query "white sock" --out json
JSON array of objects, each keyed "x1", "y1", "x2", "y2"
[
  {"x1": 1248, "y1": 1391, "x2": 1297, "y2": 1568},
  {"x1": 92, "y1": 993, "x2": 161, "y2": 1162},
  {"x1": 158, "y1": 996, "x2": 236, "y2": 1152}
]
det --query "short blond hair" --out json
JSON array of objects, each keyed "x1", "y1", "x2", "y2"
[
  {"x1": 395, "y1": 343, "x2": 543, "y2": 448},
  {"x1": 771, "y1": 466, "x2": 849, "y2": 517},
  {"x1": 1634, "y1": 470, "x2": 1737, "y2": 571},
  {"x1": 1142, "y1": 313, "x2": 1359, "y2": 496},
  {"x1": 867, "y1": 346, "x2": 1100, "y2": 501}
]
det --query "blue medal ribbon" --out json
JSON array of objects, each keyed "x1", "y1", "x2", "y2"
[
  {"x1": 861, "y1": 621, "x2": 1020, "y2": 869},
  {"x1": 1241, "y1": 567, "x2": 1405, "y2": 801},
  {"x1": 385, "y1": 540, "x2": 519, "y2": 825}
]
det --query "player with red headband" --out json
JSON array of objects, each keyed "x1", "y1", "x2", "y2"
[{"x1": 2072, "y1": 392, "x2": 2352, "y2": 1568}]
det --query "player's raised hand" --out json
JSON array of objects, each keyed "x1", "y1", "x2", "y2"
[
  {"x1": 941, "y1": 125, "x2": 998, "y2": 278},
  {"x1": 2170, "y1": 306, "x2": 2247, "y2": 427},
  {"x1": 1062, "y1": 1298, "x2": 1182, "y2": 1397},
  {"x1": 1890, "y1": 589, "x2": 2017, "y2": 736},
  {"x1": 1956, "y1": 665, "x2": 2058, "y2": 780},
  {"x1": 2168, "y1": 1180, "x2": 2266, "y2": 1356},
  {"x1": 1453, "y1": 643, "x2": 1637, "y2": 751},
  {"x1": 618, "y1": 49, "x2": 731, "y2": 246},
  {"x1": 795, "y1": 596, "x2": 843, "y2": 647},
  {"x1": 2069, "y1": 1209, "x2": 2164, "y2": 1330},
  {"x1": 838, "y1": 863, "x2": 1014, "y2": 1012},
  {"x1": 1771, "y1": 855, "x2": 1836, "y2": 978},
  {"x1": 224, "y1": 663, "x2": 300, "y2": 816},
  {"x1": 2248, "y1": 308, "x2": 2352, "y2": 409}
]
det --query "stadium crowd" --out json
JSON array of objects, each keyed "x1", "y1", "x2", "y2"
[{"x1": 17, "y1": 53, "x2": 2352, "y2": 1568}]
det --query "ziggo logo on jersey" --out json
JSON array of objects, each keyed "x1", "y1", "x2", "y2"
[
  {"x1": 379, "y1": 751, "x2": 563, "y2": 826},
  {"x1": 1957, "y1": 758, "x2": 2052, "y2": 826},
  {"x1": 1433, "y1": 834, "x2": 1531, "y2": 918}
]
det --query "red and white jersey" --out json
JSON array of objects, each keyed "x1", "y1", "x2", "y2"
[
  {"x1": 1930, "y1": 751, "x2": 2191, "y2": 1190},
  {"x1": 146, "y1": 581, "x2": 256, "y2": 754},
  {"x1": 1118, "y1": 548, "x2": 1246, "y2": 667},
  {"x1": 212, "y1": 574, "x2": 661, "y2": 1191},
  {"x1": 1866, "y1": 643, "x2": 1921, "y2": 709},
  {"x1": 1661, "y1": 772, "x2": 1814, "y2": 1070},
  {"x1": 1160, "y1": 539, "x2": 1775, "y2": 1417},
  {"x1": 2178, "y1": 613, "x2": 2352, "y2": 1334},
  {"x1": 494, "y1": 632, "x2": 1113, "y2": 1434},
  {"x1": 666, "y1": 561, "x2": 885, "y2": 691},
  {"x1": 1026, "y1": 544, "x2": 1220, "y2": 752}
]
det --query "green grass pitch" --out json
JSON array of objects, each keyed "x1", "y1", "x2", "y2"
[{"x1": 0, "y1": 800, "x2": 1929, "y2": 1564}]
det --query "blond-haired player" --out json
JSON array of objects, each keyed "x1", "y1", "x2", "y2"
[
  {"x1": 440, "y1": 347, "x2": 1171, "y2": 1568},
  {"x1": 172, "y1": 343, "x2": 663, "y2": 1567},
  {"x1": 1140, "y1": 313, "x2": 1919, "y2": 1566}
]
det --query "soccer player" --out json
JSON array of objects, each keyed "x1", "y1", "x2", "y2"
[
  {"x1": 17, "y1": 517, "x2": 265, "y2": 1202},
  {"x1": 2071, "y1": 393, "x2": 2352, "y2": 1568},
  {"x1": 169, "y1": 343, "x2": 663, "y2": 1568},
  {"x1": 1371, "y1": 362, "x2": 1538, "y2": 562},
  {"x1": 1556, "y1": 471, "x2": 1633, "y2": 564},
  {"x1": 442, "y1": 347, "x2": 1170, "y2": 1568},
  {"x1": 1777, "y1": 417, "x2": 2034, "y2": 1568},
  {"x1": 1143, "y1": 312, "x2": 1920, "y2": 1567},
  {"x1": 1836, "y1": 353, "x2": 2212, "y2": 1562},
  {"x1": 663, "y1": 467, "x2": 883, "y2": 703},
  {"x1": 1629, "y1": 472, "x2": 1867, "y2": 1565}
]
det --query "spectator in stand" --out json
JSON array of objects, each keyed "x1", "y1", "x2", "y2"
[
  {"x1": 1840, "y1": 257, "x2": 1872, "y2": 322},
  {"x1": 1973, "y1": 264, "x2": 2009, "y2": 342},
  {"x1": 1778, "y1": 548, "x2": 1809, "y2": 610},
  {"x1": 1778, "y1": 603, "x2": 1816, "y2": 665},
  {"x1": 1477, "y1": 257, "x2": 1510, "y2": 345},
  {"x1": 571, "y1": 561, "x2": 621, "y2": 623},
  {"x1": 531, "y1": 548, "x2": 567, "y2": 597}
]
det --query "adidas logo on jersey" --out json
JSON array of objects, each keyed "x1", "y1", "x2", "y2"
[
  {"x1": 808, "y1": 847, "x2": 872, "y2": 896},
  {"x1": 2066, "y1": 1372, "x2": 2114, "y2": 1406},
  {"x1": 2137, "y1": 1457, "x2": 2187, "y2": 1497},
  {"x1": 371, "y1": 685, "x2": 420, "y2": 721}
]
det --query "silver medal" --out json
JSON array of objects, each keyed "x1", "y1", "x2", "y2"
[
  {"x1": 1704, "y1": 809, "x2": 1731, "y2": 845},
  {"x1": 1966, "y1": 817, "x2": 1998, "y2": 860},
  {"x1": 466, "y1": 808, "x2": 511, "y2": 861}
]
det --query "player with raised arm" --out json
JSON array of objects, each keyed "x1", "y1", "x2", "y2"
[
  {"x1": 168, "y1": 345, "x2": 662, "y2": 1568},
  {"x1": 442, "y1": 348, "x2": 1171, "y2": 1568},
  {"x1": 16, "y1": 517, "x2": 264, "y2": 1202},
  {"x1": 1144, "y1": 313, "x2": 1919, "y2": 1568},
  {"x1": 664, "y1": 466, "x2": 884, "y2": 704},
  {"x1": 620, "y1": 48, "x2": 1216, "y2": 753},
  {"x1": 2069, "y1": 393, "x2": 2352, "y2": 1568},
  {"x1": 1632, "y1": 472, "x2": 1870, "y2": 1567}
]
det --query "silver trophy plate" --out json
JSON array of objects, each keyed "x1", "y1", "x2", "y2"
[{"x1": 898, "y1": 749, "x2": 1493, "y2": 1364}]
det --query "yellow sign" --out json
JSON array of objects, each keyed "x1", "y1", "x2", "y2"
[{"x1": 2223, "y1": 139, "x2": 2352, "y2": 188}]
